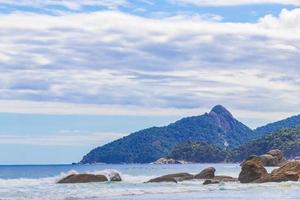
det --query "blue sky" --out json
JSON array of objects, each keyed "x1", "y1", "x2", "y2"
[{"x1": 0, "y1": 0, "x2": 300, "y2": 164}]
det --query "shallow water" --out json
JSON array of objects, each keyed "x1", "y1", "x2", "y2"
[{"x1": 0, "y1": 164, "x2": 299, "y2": 200}]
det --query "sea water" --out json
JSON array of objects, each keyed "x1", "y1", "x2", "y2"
[{"x1": 0, "y1": 164, "x2": 299, "y2": 200}]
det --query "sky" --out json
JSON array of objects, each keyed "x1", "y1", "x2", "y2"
[{"x1": 0, "y1": 0, "x2": 300, "y2": 164}]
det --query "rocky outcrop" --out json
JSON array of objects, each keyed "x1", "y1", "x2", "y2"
[
  {"x1": 147, "y1": 167, "x2": 238, "y2": 184},
  {"x1": 152, "y1": 158, "x2": 187, "y2": 164},
  {"x1": 238, "y1": 160, "x2": 269, "y2": 183},
  {"x1": 57, "y1": 172, "x2": 122, "y2": 184},
  {"x1": 239, "y1": 160, "x2": 300, "y2": 183},
  {"x1": 57, "y1": 174, "x2": 109, "y2": 184},
  {"x1": 194, "y1": 167, "x2": 216, "y2": 179},
  {"x1": 147, "y1": 173, "x2": 194, "y2": 183},
  {"x1": 242, "y1": 149, "x2": 286, "y2": 167},
  {"x1": 268, "y1": 160, "x2": 300, "y2": 182}
]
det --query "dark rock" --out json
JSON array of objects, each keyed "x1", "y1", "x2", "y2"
[
  {"x1": 57, "y1": 174, "x2": 108, "y2": 184},
  {"x1": 147, "y1": 173, "x2": 194, "y2": 183},
  {"x1": 203, "y1": 179, "x2": 220, "y2": 185},
  {"x1": 267, "y1": 149, "x2": 284, "y2": 161},
  {"x1": 259, "y1": 154, "x2": 279, "y2": 166},
  {"x1": 238, "y1": 160, "x2": 269, "y2": 183},
  {"x1": 194, "y1": 167, "x2": 216, "y2": 179},
  {"x1": 108, "y1": 172, "x2": 122, "y2": 181},
  {"x1": 214, "y1": 175, "x2": 238, "y2": 182}
]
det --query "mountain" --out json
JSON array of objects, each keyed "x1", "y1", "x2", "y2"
[
  {"x1": 255, "y1": 114, "x2": 300, "y2": 135},
  {"x1": 80, "y1": 105, "x2": 257, "y2": 164},
  {"x1": 168, "y1": 126, "x2": 300, "y2": 163},
  {"x1": 232, "y1": 126, "x2": 300, "y2": 161}
]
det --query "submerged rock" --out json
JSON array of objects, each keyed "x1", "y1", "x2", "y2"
[
  {"x1": 147, "y1": 173, "x2": 194, "y2": 183},
  {"x1": 214, "y1": 175, "x2": 238, "y2": 182},
  {"x1": 203, "y1": 179, "x2": 220, "y2": 185},
  {"x1": 57, "y1": 174, "x2": 109, "y2": 184},
  {"x1": 194, "y1": 167, "x2": 216, "y2": 179}
]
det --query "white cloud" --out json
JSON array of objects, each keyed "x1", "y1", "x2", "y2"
[
  {"x1": 0, "y1": 0, "x2": 128, "y2": 10},
  {"x1": 0, "y1": 131, "x2": 126, "y2": 145},
  {"x1": 170, "y1": 0, "x2": 300, "y2": 6},
  {"x1": 0, "y1": 9, "x2": 300, "y2": 122}
]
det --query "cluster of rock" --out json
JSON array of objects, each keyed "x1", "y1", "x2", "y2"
[
  {"x1": 57, "y1": 149, "x2": 299, "y2": 185},
  {"x1": 152, "y1": 158, "x2": 189, "y2": 164},
  {"x1": 147, "y1": 160, "x2": 300, "y2": 185},
  {"x1": 147, "y1": 150, "x2": 300, "y2": 185},
  {"x1": 241, "y1": 149, "x2": 287, "y2": 167},
  {"x1": 239, "y1": 158, "x2": 300, "y2": 183},
  {"x1": 147, "y1": 167, "x2": 237, "y2": 184},
  {"x1": 57, "y1": 172, "x2": 122, "y2": 184}
]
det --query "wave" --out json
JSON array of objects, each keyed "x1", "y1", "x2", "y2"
[
  {"x1": 0, "y1": 169, "x2": 300, "y2": 200},
  {"x1": 0, "y1": 169, "x2": 156, "y2": 187}
]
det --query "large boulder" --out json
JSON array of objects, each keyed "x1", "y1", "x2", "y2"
[
  {"x1": 238, "y1": 160, "x2": 269, "y2": 183},
  {"x1": 194, "y1": 167, "x2": 216, "y2": 179},
  {"x1": 147, "y1": 173, "x2": 194, "y2": 183},
  {"x1": 242, "y1": 150, "x2": 287, "y2": 167},
  {"x1": 267, "y1": 149, "x2": 284, "y2": 162},
  {"x1": 259, "y1": 154, "x2": 279, "y2": 166},
  {"x1": 269, "y1": 161, "x2": 300, "y2": 182},
  {"x1": 239, "y1": 160, "x2": 300, "y2": 183},
  {"x1": 57, "y1": 174, "x2": 108, "y2": 184}
]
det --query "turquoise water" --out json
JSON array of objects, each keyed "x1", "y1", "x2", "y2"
[{"x1": 0, "y1": 164, "x2": 299, "y2": 200}]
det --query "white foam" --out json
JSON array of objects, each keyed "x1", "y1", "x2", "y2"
[{"x1": 0, "y1": 170, "x2": 300, "y2": 200}]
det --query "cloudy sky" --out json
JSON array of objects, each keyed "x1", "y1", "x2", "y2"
[{"x1": 0, "y1": 0, "x2": 300, "y2": 164}]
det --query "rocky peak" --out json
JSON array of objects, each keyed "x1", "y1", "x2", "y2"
[
  {"x1": 209, "y1": 105, "x2": 233, "y2": 118},
  {"x1": 209, "y1": 105, "x2": 236, "y2": 133}
]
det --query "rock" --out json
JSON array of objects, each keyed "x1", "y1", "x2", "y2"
[
  {"x1": 240, "y1": 155, "x2": 261, "y2": 166},
  {"x1": 238, "y1": 160, "x2": 269, "y2": 183},
  {"x1": 203, "y1": 179, "x2": 220, "y2": 185},
  {"x1": 147, "y1": 173, "x2": 194, "y2": 183},
  {"x1": 239, "y1": 160, "x2": 300, "y2": 183},
  {"x1": 57, "y1": 174, "x2": 108, "y2": 184},
  {"x1": 259, "y1": 154, "x2": 279, "y2": 166},
  {"x1": 107, "y1": 171, "x2": 122, "y2": 181},
  {"x1": 153, "y1": 158, "x2": 183, "y2": 164},
  {"x1": 265, "y1": 171, "x2": 299, "y2": 182},
  {"x1": 194, "y1": 167, "x2": 216, "y2": 179},
  {"x1": 269, "y1": 161, "x2": 300, "y2": 182},
  {"x1": 214, "y1": 175, "x2": 238, "y2": 182},
  {"x1": 242, "y1": 150, "x2": 287, "y2": 167},
  {"x1": 267, "y1": 149, "x2": 284, "y2": 162}
]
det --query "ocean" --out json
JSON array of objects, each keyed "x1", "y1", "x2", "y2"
[{"x1": 0, "y1": 163, "x2": 299, "y2": 200}]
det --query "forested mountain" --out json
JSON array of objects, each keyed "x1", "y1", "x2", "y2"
[
  {"x1": 255, "y1": 114, "x2": 300, "y2": 135},
  {"x1": 167, "y1": 126, "x2": 300, "y2": 163},
  {"x1": 80, "y1": 105, "x2": 257, "y2": 164},
  {"x1": 232, "y1": 126, "x2": 300, "y2": 161}
]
